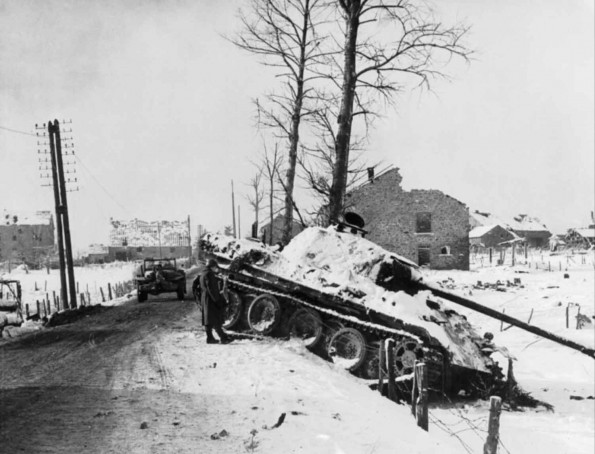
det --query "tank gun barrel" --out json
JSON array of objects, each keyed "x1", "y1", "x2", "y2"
[{"x1": 418, "y1": 281, "x2": 595, "y2": 359}]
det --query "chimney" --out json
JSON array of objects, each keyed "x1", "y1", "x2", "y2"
[{"x1": 367, "y1": 167, "x2": 375, "y2": 183}]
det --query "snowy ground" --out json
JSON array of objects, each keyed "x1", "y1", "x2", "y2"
[
  {"x1": 1, "y1": 262, "x2": 138, "y2": 315},
  {"x1": 2, "y1": 254, "x2": 594, "y2": 453},
  {"x1": 424, "y1": 256, "x2": 594, "y2": 454}
]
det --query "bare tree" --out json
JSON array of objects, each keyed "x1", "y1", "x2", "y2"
[
  {"x1": 299, "y1": 99, "x2": 367, "y2": 199},
  {"x1": 232, "y1": 0, "x2": 329, "y2": 244},
  {"x1": 322, "y1": 0, "x2": 472, "y2": 223},
  {"x1": 261, "y1": 142, "x2": 284, "y2": 245},
  {"x1": 246, "y1": 168, "x2": 266, "y2": 238}
]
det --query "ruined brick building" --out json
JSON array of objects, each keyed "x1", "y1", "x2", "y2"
[
  {"x1": 0, "y1": 210, "x2": 55, "y2": 266},
  {"x1": 345, "y1": 168, "x2": 470, "y2": 270},
  {"x1": 107, "y1": 218, "x2": 191, "y2": 261}
]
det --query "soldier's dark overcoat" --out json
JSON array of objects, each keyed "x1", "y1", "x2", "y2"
[{"x1": 199, "y1": 268, "x2": 225, "y2": 326}]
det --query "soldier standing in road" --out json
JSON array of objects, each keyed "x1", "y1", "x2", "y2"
[{"x1": 199, "y1": 259, "x2": 232, "y2": 344}]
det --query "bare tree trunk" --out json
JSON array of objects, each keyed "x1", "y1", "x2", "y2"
[
  {"x1": 269, "y1": 174, "x2": 274, "y2": 245},
  {"x1": 282, "y1": 0, "x2": 311, "y2": 244},
  {"x1": 328, "y1": 0, "x2": 360, "y2": 224}
]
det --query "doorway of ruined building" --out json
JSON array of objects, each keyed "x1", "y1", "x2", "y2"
[{"x1": 417, "y1": 246, "x2": 431, "y2": 267}]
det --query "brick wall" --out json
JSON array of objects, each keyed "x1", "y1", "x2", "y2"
[
  {"x1": 0, "y1": 223, "x2": 55, "y2": 264},
  {"x1": 346, "y1": 169, "x2": 470, "y2": 270}
]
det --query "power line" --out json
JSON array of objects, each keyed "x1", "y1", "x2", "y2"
[
  {"x1": 0, "y1": 124, "x2": 37, "y2": 137},
  {"x1": 1, "y1": 122, "x2": 131, "y2": 216},
  {"x1": 74, "y1": 154, "x2": 130, "y2": 214}
]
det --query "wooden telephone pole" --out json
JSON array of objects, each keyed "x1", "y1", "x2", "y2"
[
  {"x1": 52, "y1": 121, "x2": 77, "y2": 309},
  {"x1": 38, "y1": 119, "x2": 77, "y2": 310}
]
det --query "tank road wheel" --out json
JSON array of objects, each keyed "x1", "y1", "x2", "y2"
[
  {"x1": 223, "y1": 291, "x2": 244, "y2": 330},
  {"x1": 322, "y1": 319, "x2": 344, "y2": 349},
  {"x1": 392, "y1": 340, "x2": 423, "y2": 376},
  {"x1": 360, "y1": 341, "x2": 381, "y2": 379},
  {"x1": 247, "y1": 294, "x2": 282, "y2": 335},
  {"x1": 328, "y1": 327, "x2": 367, "y2": 372},
  {"x1": 288, "y1": 308, "x2": 324, "y2": 348}
]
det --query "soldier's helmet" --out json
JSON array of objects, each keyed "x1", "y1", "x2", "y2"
[{"x1": 206, "y1": 259, "x2": 219, "y2": 270}]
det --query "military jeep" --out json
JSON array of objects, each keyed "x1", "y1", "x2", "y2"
[
  {"x1": 0, "y1": 280, "x2": 24, "y2": 332},
  {"x1": 135, "y1": 258, "x2": 186, "y2": 302}
]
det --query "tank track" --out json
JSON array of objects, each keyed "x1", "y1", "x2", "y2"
[
  {"x1": 226, "y1": 276, "x2": 447, "y2": 390},
  {"x1": 227, "y1": 277, "x2": 422, "y2": 342}
]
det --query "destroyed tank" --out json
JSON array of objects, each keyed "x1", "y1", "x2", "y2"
[{"x1": 200, "y1": 219, "x2": 506, "y2": 397}]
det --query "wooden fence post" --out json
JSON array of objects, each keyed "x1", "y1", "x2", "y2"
[
  {"x1": 44, "y1": 280, "x2": 47, "y2": 291},
  {"x1": 36, "y1": 300, "x2": 40, "y2": 318},
  {"x1": 100, "y1": 287, "x2": 106, "y2": 302},
  {"x1": 52, "y1": 291, "x2": 57, "y2": 309},
  {"x1": 76, "y1": 281, "x2": 80, "y2": 294},
  {"x1": 86, "y1": 291, "x2": 91, "y2": 306},
  {"x1": 483, "y1": 396, "x2": 502, "y2": 454},
  {"x1": 414, "y1": 363, "x2": 429, "y2": 431},
  {"x1": 25, "y1": 304, "x2": 29, "y2": 319},
  {"x1": 527, "y1": 308, "x2": 534, "y2": 324},
  {"x1": 108, "y1": 283, "x2": 113, "y2": 300},
  {"x1": 386, "y1": 338, "x2": 397, "y2": 402},
  {"x1": 80, "y1": 293, "x2": 86, "y2": 306},
  {"x1": 46, "y1": 299, "x2": 51, "y2": 315},
  {"x1": 378, "y1": 340, "x2": 385, "y2": 396}
]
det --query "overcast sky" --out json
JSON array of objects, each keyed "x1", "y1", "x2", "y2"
[{"x1": 0, "y1": 0, "x2": 593, "y2": 251}]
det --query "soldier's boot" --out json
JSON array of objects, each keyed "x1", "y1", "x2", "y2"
[
  {"x1": 206, "y1": 326, "x2": 219, "y2": 344},
  {"x1": 215, "y1": 326, "x2": 233, "y2": 344}
]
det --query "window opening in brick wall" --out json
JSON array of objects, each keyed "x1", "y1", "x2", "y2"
[
  {"x1": 416, "y1": 212, "x2": 432, "y2": 233},
  {"x1": 440, "y1": 246, "x2": 451, "y2": 255},
  {"x1": 136, "y1": 247, "x2": 143, "y2": 252},
  {"x1": 418, "y1": 246, "x2": 431, "y2": 266}
]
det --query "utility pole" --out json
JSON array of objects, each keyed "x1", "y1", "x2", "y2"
[
  {"x1": 47, "y1": 123, "x2": 68, "y2": 307},
  {"x1": 237, "y1": 205, "x2": 241, "y2": 238},
  {"x1": 37, "y1": 119, "x2": 78, "y2": 310},
  {"x1": 53, "y1": 120, "x2": 77, "y2": 309},
  {"x1": 231, "y1": 180, "x2": 237, "y2": 238},
  {"x1": 187, "y1": 215, "x2": 192, "y2": 263}
]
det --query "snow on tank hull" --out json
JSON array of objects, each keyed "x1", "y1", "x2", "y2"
[{"x1": 200, "y1": 227, "x2": 500, "y2": 395}]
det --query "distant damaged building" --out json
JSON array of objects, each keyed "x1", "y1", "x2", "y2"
[
  {"x1": 471, "y1": 210, "x2": 551, "y2": 249},
  {"x1": 508, "y1": 214, "x2": 551, "y2": 248},
  {"x1": 0, "y1": 210, "x2": 55, "y2": 266},
  {"x1": 108, "y1": 218, "x2": 191, "y2": 261},
  {"x1": 346, "y1": 168, "x2": 470, "y2": 270},
  {"x1": 565, "y1": 227, "x2": 595, "y2": 249}
]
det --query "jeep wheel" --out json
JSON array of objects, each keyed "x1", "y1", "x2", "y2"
[{"x1": 138, "y1": 289, "x2": 147, "y2": 303}]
